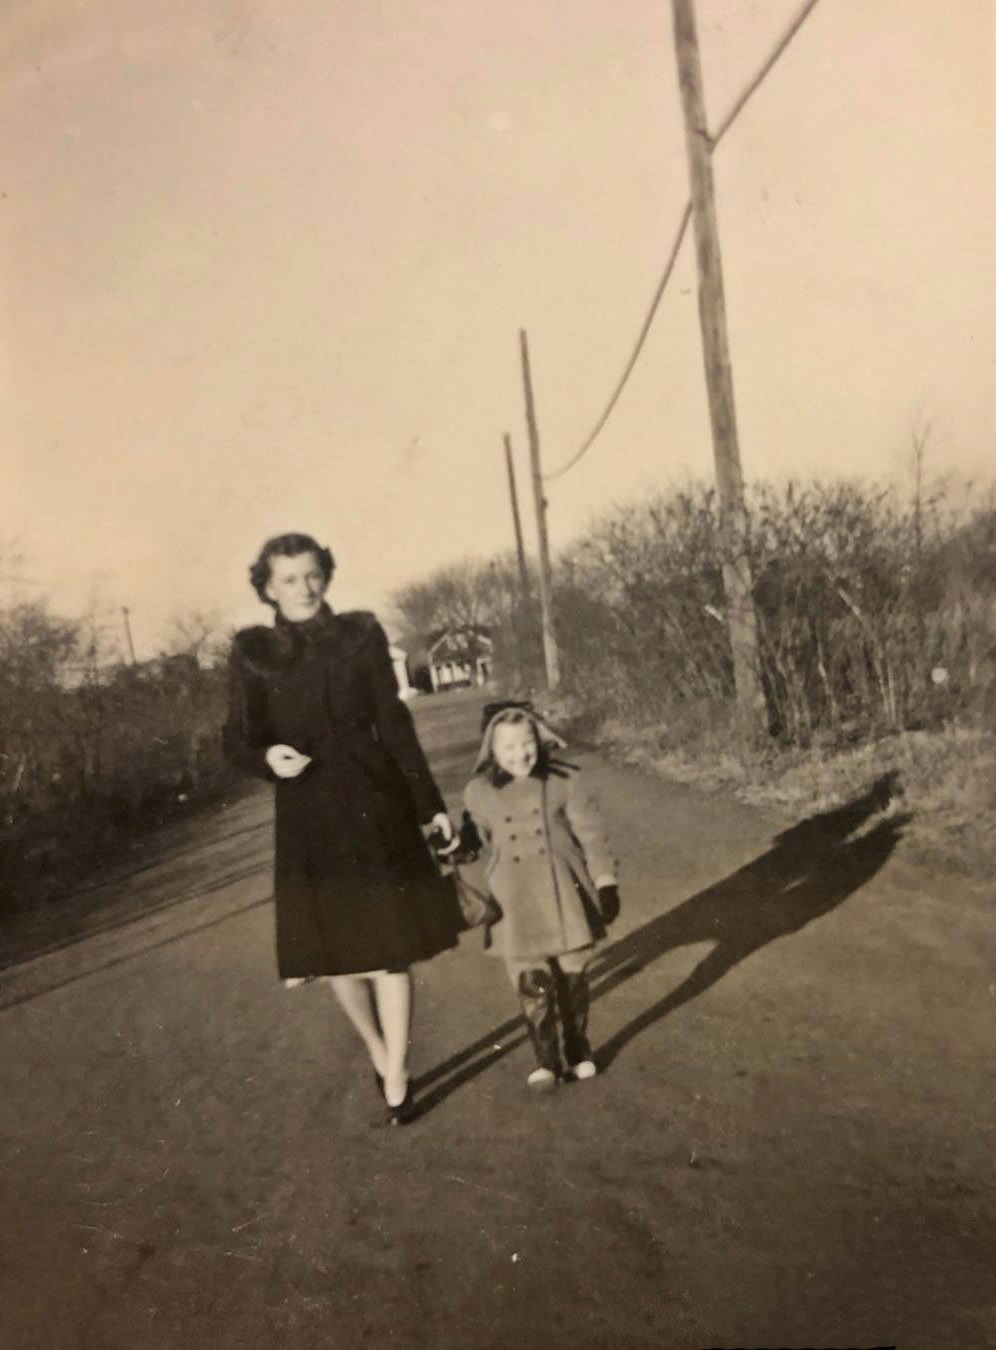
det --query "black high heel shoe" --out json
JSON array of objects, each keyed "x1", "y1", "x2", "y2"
[{"x1": 384, "y1": 1079, "x2": 416, "y2": 1126}]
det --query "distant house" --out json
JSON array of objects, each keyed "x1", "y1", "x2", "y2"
[{"x1": 426, "y1": 627, "x2": 493, "y2": 692}]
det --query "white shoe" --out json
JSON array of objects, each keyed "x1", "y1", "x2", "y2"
[
  {"x1": 568, "y1": 1059, "x2": 597, "y2": 1081},
  {"x1": 526, "y1": 1066, "x2": 558, "y2": 1091}
]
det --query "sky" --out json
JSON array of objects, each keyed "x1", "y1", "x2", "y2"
[{"x1": 2, "y1": 0, "x2": 994, "y2": 656}]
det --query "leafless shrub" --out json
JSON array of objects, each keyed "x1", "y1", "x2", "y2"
[
  {"x1": 0, "y1": 596, "x2": 236, "y2": 908},
  {"x1": 553, "y1": 478, "x2": 996, "y2": 750}
]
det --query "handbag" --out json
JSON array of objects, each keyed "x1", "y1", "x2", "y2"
[
  {"x1": 428, "y1": 815, "x2": 501, "y2": 936},
  {"x1": 450, "y1": 866, "x2": 501, "y2": 932}
]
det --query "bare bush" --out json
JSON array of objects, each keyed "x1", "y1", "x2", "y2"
[
  {"x1": 0, "y1": 596, "x2": 237, "y2": 910},
  {"x1": 553, "y1": 479, "x2": 996, "y2": 750}
]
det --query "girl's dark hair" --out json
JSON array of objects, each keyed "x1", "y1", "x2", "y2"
[
  {"x1": 249, "y1": 533, "x2": 335, "y2": 607},
  {"x1": 479, "y1": 708, "x2": 552, "y2": 787}
]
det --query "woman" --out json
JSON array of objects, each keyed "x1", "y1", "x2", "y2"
[{"x1": 223, "y1": 532, "x2": 461, "y2": 1123}]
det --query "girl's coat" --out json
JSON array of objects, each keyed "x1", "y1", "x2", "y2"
[{"x1": 464, "y1": 765, "x2": 616, "y2": 960}]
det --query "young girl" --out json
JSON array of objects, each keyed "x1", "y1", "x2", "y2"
[{"x1": 463, "y1": 703, "x2": 620, "y2": 1090}]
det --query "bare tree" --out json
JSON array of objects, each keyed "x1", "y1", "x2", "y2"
[
  {"x1": 392, "y1": 559, "x2": 491, "y2": 642},
  {"x1": 0, "y1": 601, "x2": 80, "y2": 810},
  {"x1": 391, "y1": 552, "x2": 543, "y2": 689},
  {"x1": 163, "y1": 609, "x2": 225, "y2": 666}
]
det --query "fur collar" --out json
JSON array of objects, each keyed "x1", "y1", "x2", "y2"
[{"x1": 234, "y1": 606, "x2": 377, "y2": 675}]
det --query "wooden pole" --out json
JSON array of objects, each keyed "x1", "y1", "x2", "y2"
[
  {"x1": 670, "y1": 0, "x2": 766, "y2": 742},
  {"x1": 519, "y1": 329, "x2": 561, "y2": 691},
  {"x1": 503, "y1": 432, "x2": 530, "y2": 600},
  {"x1": 121, "y1": 606, "x2": 136, "y2": 665}
]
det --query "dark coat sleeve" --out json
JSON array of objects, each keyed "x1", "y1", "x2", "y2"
[
  {"x1": 221, "y1": 637, "x2": 275, "y2": 782},
  {"x1": 365, "y1": 621, "x2": 445, "y2": 823}
]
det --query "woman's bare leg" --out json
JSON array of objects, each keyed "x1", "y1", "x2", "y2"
[
  {"x1": 328, "y1": 975, "x2": 387, "y2": 1078},
  {"x1": 371, "y1": 970, "x2": 413, "y2": 1107}
]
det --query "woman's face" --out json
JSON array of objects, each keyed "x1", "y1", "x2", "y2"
[
  {"x1": 265, "y1": 551, "x2": 327, "y2": 622},
  {"x1": 491, "y1": 720, "x2": 538, "y2": 779}
]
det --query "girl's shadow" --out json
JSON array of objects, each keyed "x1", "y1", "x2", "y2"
[{"x1": 411, "y1": 774, "x2": 909, "y2": 1117}]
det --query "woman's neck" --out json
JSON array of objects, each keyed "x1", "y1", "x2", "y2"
[{"x1": 275, "y1": 601, "x2": 335, "y2": 633}]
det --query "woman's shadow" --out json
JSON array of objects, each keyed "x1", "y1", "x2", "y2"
[{"x1": 411, "y1": 773, "x2": 909, "y2": 1117}]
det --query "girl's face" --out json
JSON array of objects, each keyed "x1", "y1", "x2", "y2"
[
  {"x1": 265, "y1": 551, "x2": 327, "y2": 622},
  {"x1": 491, "y1": 720, "x2": 538, "y2": 779}
]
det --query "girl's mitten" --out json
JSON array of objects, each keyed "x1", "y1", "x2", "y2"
[{"x1": 597, "y1": 884, "x2": 620, "y2": 924}]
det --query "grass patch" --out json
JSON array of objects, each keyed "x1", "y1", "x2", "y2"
[{"x1": 544, "y1": 690, "x2": 996, "y2": 880}]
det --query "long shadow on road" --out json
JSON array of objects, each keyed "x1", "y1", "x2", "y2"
[{"x1": 412, "y1": 773, "x2": 909, "y2": 1118}]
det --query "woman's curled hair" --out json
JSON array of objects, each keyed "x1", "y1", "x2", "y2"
[{"x1": 249, "y1": 533, "x2": 335, "y2": 606}]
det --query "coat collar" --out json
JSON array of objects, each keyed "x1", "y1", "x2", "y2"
[
  {"x1": 236, "y1": 604, "x2": 381, "y2": 676},
  {"x1": 236, "y1": 603, "x2": 339, "y2": 673},
  {"x1": 274, "y1": 600, "x2": 337, "y2": 644}
]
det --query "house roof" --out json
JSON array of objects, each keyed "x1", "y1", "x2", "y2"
[{"x1": 427, "y1": 628, "x2": 493, "y2": 662}]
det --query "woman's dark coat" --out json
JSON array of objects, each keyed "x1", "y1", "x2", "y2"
[{"x1": 223, "y1": 605, "x2": 461, "y2": 977}]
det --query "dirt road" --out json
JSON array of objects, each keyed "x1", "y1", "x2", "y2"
[{"x1": 2, "y1": 689, "x2": 993, "y2": 1349}]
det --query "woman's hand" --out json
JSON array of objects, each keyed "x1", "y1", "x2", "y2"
[
  {"x1": 428, "y1": 812, "x2": 460, "y2": 857},
  {"x1": 265, "y1": 744, "x2": 313, "y2": 779}
]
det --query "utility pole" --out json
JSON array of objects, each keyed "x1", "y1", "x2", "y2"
[
  {"x1": 503, "y1": 433, "x2": 530, "y2": 694},
  {"x1": 503, "y1": 432, "x2": 530, "y2": 600},
  {"x1": 519, "y1": 329, "x2": 560, "y2": 691},
  {"x1": 121, "y1": 606, "x2": 136, "y2": 665},
  {"x1": 670, "y1": 0, "x2": 766, "y2": 743}
]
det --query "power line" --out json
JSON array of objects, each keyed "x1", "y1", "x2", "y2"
[
  {"x1": 544, "y1": 203, "x2": 692, "y2": 483},
  {"x1": 543, "y1": 0, "x2": 822, "y2": 482},
  {"x1": 713, "y1": 0, "x2": 822, "y2": 144}
]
